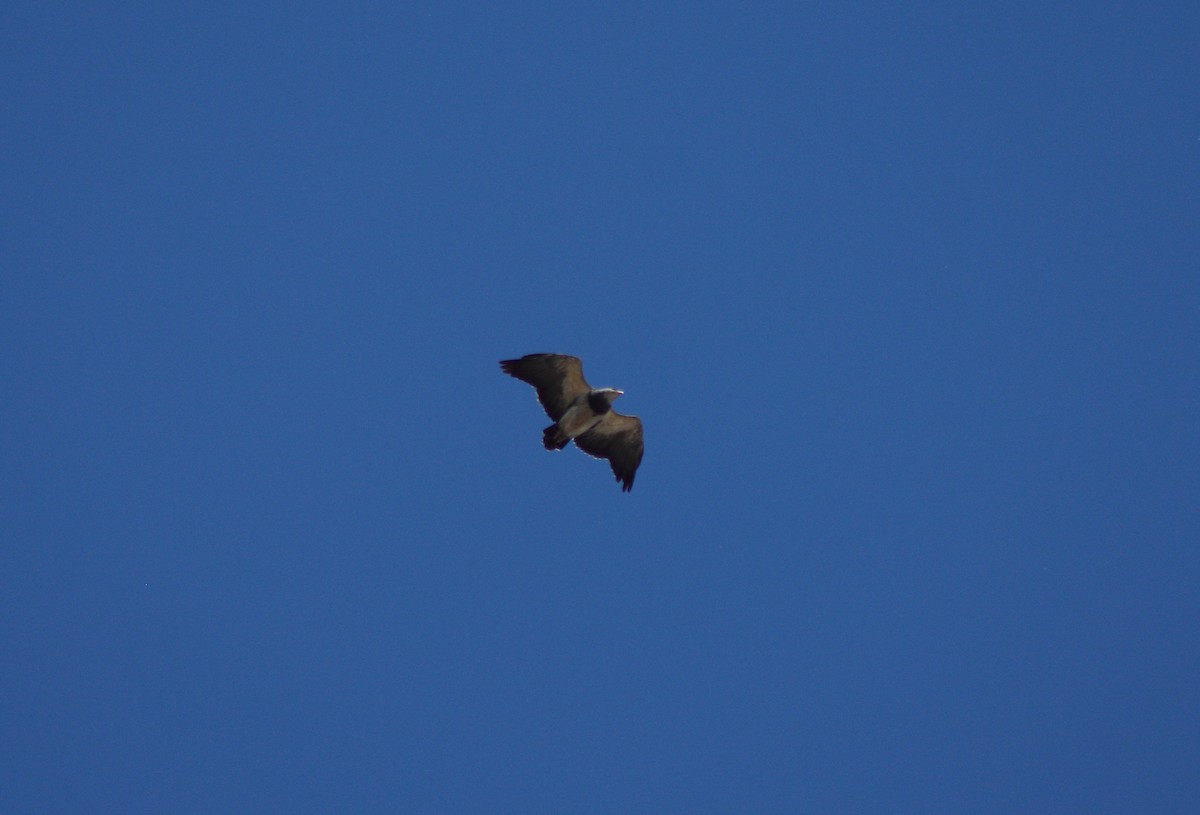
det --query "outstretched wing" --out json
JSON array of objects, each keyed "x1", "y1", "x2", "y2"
[
  {"x1": 575, "y1": 412, "x2": 644, "y2": 492},
  {"x1": 499, "y1": 354, "x2": 592, "y2": 421}
]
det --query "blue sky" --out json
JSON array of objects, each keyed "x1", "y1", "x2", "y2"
[{"x1": 3, "y1": 3, "x2": 1198, "y2": 812}]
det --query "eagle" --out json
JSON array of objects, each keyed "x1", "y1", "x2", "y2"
[{"x1": 500, "y1": 353, "x2": 645, "y2": 492}]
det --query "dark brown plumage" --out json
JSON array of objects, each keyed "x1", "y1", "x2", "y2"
[{"x1": 500, "y1": 353, "x2": 645, "y2": 492}]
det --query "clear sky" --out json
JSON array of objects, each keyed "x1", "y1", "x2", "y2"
[{"x1": 4, "y1": 3, "x2": 1198, "y2": 813}]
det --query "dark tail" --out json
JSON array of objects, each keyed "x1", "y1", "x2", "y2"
[{"x1": 543, "y1": 424, "x2": 569, "y2": 450}]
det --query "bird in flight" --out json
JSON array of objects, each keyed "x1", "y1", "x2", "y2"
[{"x1": 500, "y1": 353, "x2": 645, "y2": 492}]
